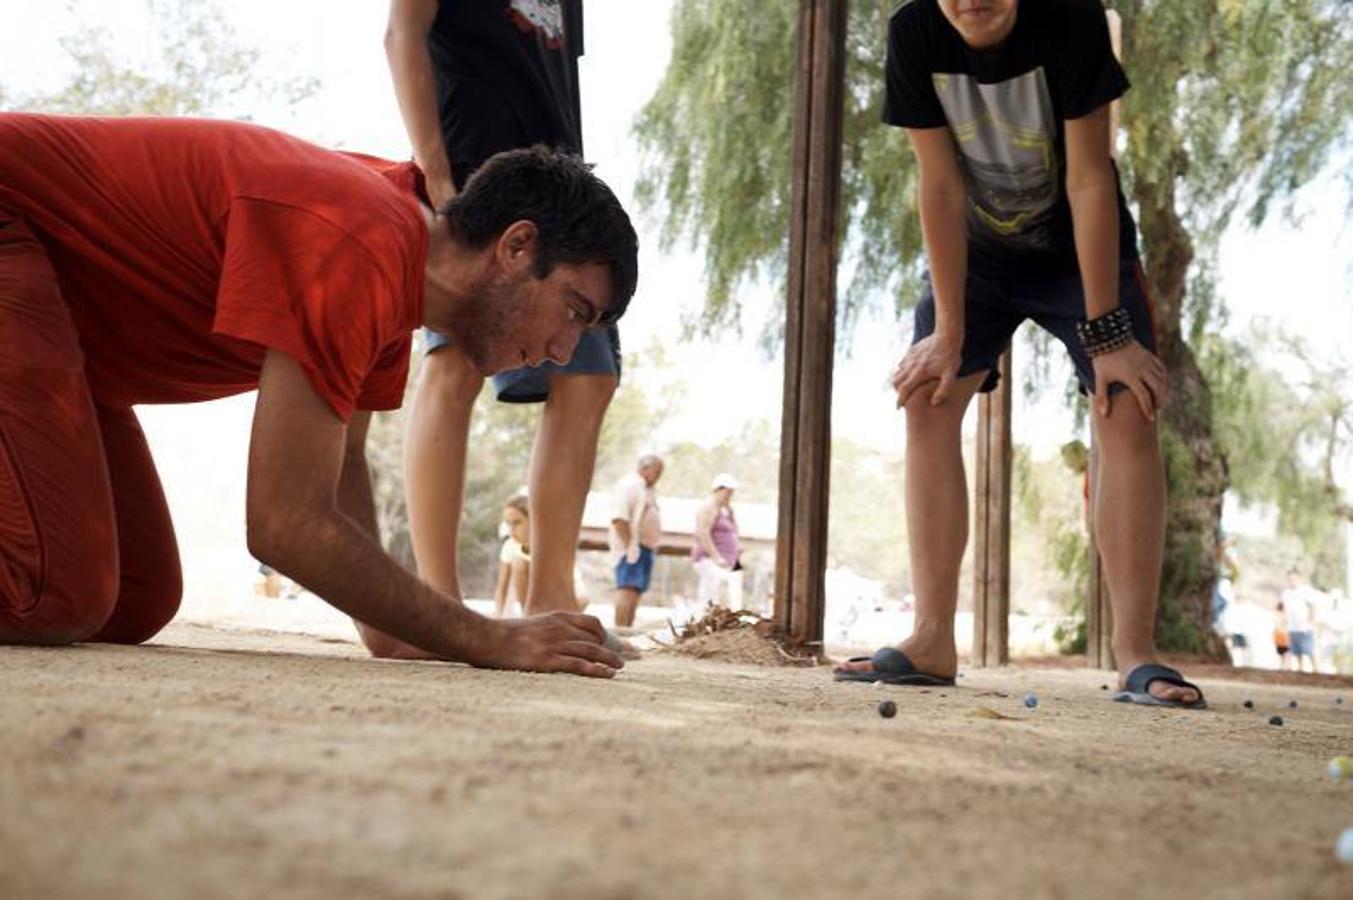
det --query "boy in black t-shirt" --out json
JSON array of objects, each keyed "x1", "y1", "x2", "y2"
[
  {"x1": 834, "y1": 0, "x2": 1205, "y2": 708},
  {"x1": 382, "y1": 1, "x2": 624, "y2": 646}
]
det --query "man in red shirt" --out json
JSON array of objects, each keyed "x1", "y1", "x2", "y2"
[{"x1": 0, "y1": 113, "x2": 636, "y2": 678}]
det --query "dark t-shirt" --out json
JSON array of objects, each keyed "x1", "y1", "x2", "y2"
[
  {"x1": 883, "y1": 0, "x2": 1138, "y2": 274},
  {"x1": 429, "y1": 0, "x2": 584, "y2": 188}
]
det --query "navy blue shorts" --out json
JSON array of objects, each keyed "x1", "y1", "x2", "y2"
[
  {"x1": 911, "y1": 259, "x2": 1158, "y2": 394},
  {"x1": 614, "y1": 546, "x2": 655, "y2": 594},
  {"x1": 425, "y1": 324, "x2": 621, "y2": 404}
]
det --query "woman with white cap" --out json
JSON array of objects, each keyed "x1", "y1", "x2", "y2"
[{"x1": 690, "y1": 473, "x2": 744, "y2": 613}]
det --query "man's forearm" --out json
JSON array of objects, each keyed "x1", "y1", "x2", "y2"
[
  {"x1": 270, "y1": 460, "x2": 493, "y2": 662},
  {"x1": 613, "y1": 520, "x2": 633, "y2": 548},
  {"x1": 1067, "y1": 175, "x2": 1121, "y2": 319},
  {"x1": 918, "y1": 183, "x2": 969, "y2": 342}
]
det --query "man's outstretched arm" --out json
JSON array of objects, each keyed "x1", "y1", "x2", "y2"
[{"x1": 246, "y1": 350, "x2": 622, "y2": 677}]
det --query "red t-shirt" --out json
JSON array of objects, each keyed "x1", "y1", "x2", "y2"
[{"x1": 0, "y1": 113, "x2": 426, "y2": 421}]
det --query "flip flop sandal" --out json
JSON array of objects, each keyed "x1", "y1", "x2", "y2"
[
  {"x1": 1112, "y1": 663, "x2": 1207, "y2": 710},
  {"x1": 833, "y1": 647, "x2": 955, "y2": 686}
]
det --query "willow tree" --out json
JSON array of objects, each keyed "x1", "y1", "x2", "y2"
[
  {"x1": 9, "y1": 0, "x2": 316, "y2": 118},
  {"x1": 633, "y1": 0, "x2": 1353, "y2": 650},
  {"x1": 1207, "y1": 329, "x2": 1353, "y2": 586}
]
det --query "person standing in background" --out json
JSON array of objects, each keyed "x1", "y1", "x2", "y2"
[
  {"x1": 1282, "y1": 570, "x2": 1317, "y2": 673},
  {"x1": 836, "y1": 0, "x2": 1205, "y2": 709},
  {"x1": 691, "y1": 473, "x2": 743, "y2": 613},
  {"x1": 609, "y1": 455, "x2": 663, "y2": 628},
  {"x1": 386, "y1": 0, "x2": 624, "y2": 620},
  {"x1": 1273, "y1": 601, "x2": 1291, "y2": 671}
]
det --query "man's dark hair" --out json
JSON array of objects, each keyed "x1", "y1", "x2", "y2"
[{"x1": 443, "y1": 147, "x2": 639, "y2": 324}]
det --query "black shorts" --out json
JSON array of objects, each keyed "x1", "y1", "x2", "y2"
[{"x1": 911, "y1": 259, "x2": 1158, "y2": 394}]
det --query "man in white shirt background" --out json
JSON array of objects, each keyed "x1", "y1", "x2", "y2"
[
  {"x1": 1281, "y1": 569, "x2": 1318, "y2": 673},
  {"x1": 609, "y1": 454, "x2": 664, "y2": 628}
]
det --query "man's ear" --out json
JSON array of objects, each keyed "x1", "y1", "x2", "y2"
[{"x1": 495, "y1": 220, "x2": 539, "y2": 275}]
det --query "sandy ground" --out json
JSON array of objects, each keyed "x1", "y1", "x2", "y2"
[{"x1": 4, "y1": 624, "x2": 1353, "y2": 900}]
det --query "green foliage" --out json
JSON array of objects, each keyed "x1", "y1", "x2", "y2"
[
  {"x1": 9, "y1": 0, "x2": 316, "y2": 117},
  {"x1": 592, "y1": 340, "x2": 686, "y2": 488},
  {"x1": 659, "y1": 419, "x2": 782, "y2": 502},
  {"x1": 1012, "y1": 442, "x2": 1093, "y2": 652},
  {"x1": 1204, "y1": 326, "x2": 1351, "y2": 586},
  {"x1": 827, "y1": 438, "x2": 907, "y2": 595},
  {"x1": 634, "y1": 0, "x2": 925, "y2": 335},
  {"x1": 367, "y1": 403, "x2": 416, "y2": 572},
  {"x1": 634, "y1": 0, "x2": 796, "y2": 330},
  {"x1": 1112, "y1": 0, "x2": 1353, "y2": 333}
]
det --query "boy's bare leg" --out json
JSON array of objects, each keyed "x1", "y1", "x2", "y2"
[
  {"x1": 1093, "y1": 392, "x2": 1199, "y2": 703},
  {"x1": 523, "y1": 372, "x2": 618, "y2": 614},
  {"x1": 404, "y1": 345, "x2": 483, "y2": 598},
  {"x1": 359, "y1": 345, "x2": 482, "y2": 659},
  {"x1": 837, "y1": 372, "x2": 987, "y2": 675}
]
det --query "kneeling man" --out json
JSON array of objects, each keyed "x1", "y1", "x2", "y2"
[{"x1": 0, "y1": 113, "x2": 636, "y2": 678}]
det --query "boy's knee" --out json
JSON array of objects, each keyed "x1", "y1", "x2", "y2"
[
  {"x1": 1094, "y1": 397, "x2": 1159, "y2": 449},
  {"x1": 902, "y1": 385, "x2": 964, "y2": 431}
]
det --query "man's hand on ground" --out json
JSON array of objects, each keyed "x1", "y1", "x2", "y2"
[
  {"x1": 892, "y1": 334, "x2": 963, "y2": 409},
  {"x1": 474, "y1": 611, "x2": 623, "y2": 678},
  {"x1": 1091, "y1": 340, "x2": 1167, "y2": 420}
]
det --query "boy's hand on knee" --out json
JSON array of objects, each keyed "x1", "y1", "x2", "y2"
[
  {"x1": 892, "y1": 335, "x2": 962, "y2": 409},
  {"x1": 1091, "y1": 340, "x2": 1167, "y2": 420}
]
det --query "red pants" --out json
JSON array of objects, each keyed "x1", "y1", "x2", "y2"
[{"x1": 0, "y1": 212, "x2": 180, "y2": 644}]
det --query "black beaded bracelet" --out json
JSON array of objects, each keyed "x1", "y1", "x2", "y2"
[{"x1": 1075, "y1": 307, "x2": 1134, "y2": 357}]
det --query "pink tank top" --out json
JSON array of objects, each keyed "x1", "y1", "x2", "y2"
[{"x1": 692, "y1": 506, "x2": 740, "y2": 564}]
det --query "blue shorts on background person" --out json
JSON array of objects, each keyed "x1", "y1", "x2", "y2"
[{"x1": 614, "y1": 546, "x2": 654, "y2": 594}]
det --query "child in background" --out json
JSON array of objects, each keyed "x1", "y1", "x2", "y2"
[
  {"x1": 1273, "y1": 602, "x2": 1291, "y2": 671},
  {"x1": 493, "y1": 495, "x2": 531, "y2": 619}
]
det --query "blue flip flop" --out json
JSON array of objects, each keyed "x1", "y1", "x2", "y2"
[
  {"x1": 1112, "y1": 663, "x2": 1207, "y2": 710},
  {"x1": 833, "y1": 647, "x2": 955, "y2": 686}
]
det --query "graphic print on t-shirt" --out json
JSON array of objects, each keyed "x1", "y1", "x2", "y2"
[
  {"x1": 509, "y1": 0, "x2": 566, "y2": 48},
  {"x1": 933, "y1": 67, "x2": 1058, "y2": 254}
]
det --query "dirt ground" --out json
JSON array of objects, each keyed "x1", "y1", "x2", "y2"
[{"x1": 4, "y1": 623, "x2": 1353, "y2": 900}]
